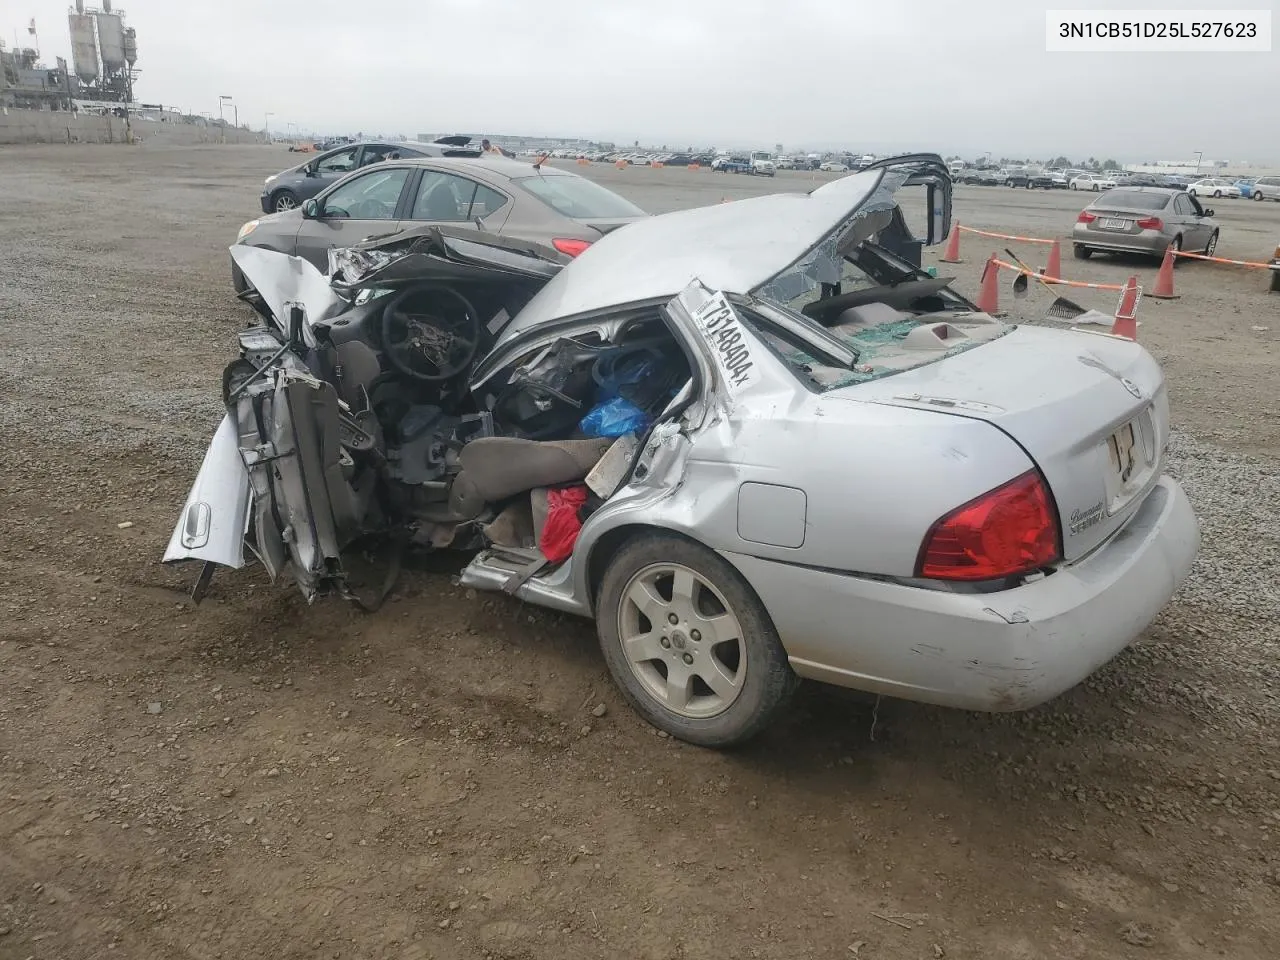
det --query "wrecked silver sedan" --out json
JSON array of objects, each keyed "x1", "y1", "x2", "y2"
[{"x1": 167, "y1": 155, "x2": 1199, "y2": 747}]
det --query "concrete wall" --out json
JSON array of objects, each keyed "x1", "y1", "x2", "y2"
[
  {"x1": 0, "y1": 110, "x2": 126, "y2": 145},
  {"x1": 0, "y1": 109, "x2": 266, "y2": 146}
]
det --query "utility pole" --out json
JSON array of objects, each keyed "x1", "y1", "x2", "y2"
[{"x1": 264, "y1": 111, "x2": 273, "y2": 141}]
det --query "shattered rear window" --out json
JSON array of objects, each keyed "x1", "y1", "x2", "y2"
[{"x1": 755, "y1": 170, "x2": 906, "y2": 311}]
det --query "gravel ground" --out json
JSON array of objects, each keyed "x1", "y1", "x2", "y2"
[{"x1": 1, "y1": 144, "x2": 1278, "y2": 960}]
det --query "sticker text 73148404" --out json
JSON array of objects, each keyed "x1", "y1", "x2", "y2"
[{"x1": 688, "y1": 293, "x2": 760, "y2": 393}]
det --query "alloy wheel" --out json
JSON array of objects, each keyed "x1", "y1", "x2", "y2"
[
  {"x1": 617, "y1": 562, "x2": 746, "y2": 719},
  {"x1": 274, "y1": 193, "x2": 297, "y2": 212}
]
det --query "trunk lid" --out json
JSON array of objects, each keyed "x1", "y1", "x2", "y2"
[
  {"x1": 829, "y1": 325, "x2": 1168, "y2": 562},
  {"x1": 580, "y1": 216, "x2": 642, "y2": 237}
]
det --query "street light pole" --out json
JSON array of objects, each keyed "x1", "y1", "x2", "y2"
[
  {"x1": 218, "y1": 95, "x2": 233, "y2": 143},
  {"x1": 1193, "y1": 150, "x2": 1203, "y2": 174},
  {"x1": 264, "y1": 111, "x2": 274, "y2": 141}
]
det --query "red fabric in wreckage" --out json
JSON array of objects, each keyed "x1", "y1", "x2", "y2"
[{"x1": 539, "y1": 484, "x2": 590, "y2": 563}]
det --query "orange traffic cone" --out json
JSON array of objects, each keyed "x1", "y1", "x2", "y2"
[
  {"x1": 940, "y1": 224, "x2": 963, "y2": 263},
  {"x1": 976, "y1": 253, "x2": 1001, "y2": 314},
  {"x1": 1111, "y1": 275, "x2": 1140, "y2": 340},
  {"x1": 1043, "y1": 239, "x2": 1062, "y2": 281},
  {"x1": 1150, "y1": 246, "x2": 1179, "y2": 299}
]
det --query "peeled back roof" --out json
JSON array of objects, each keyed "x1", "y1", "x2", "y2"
[{"x1": 497, "y1": 168, "x2": 885, "y2": 339}]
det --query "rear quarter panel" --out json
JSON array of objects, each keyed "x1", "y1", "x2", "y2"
[{"x1": 578, "y1": 334, "x2": 1036, "y2": 580}]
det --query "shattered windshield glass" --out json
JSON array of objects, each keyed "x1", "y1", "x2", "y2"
[{"x1": 743, "y1": 163, "x2": 1002, "y2": 393}]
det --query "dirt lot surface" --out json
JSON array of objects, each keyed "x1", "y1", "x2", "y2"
[{"x1": 2, "y1": 144, "x2": 1278, "y2": 960}]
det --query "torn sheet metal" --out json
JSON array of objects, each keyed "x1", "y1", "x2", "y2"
[
  {"x1": 163, "y1": 413, "x2": 251, "y2": 569},
  {"x1": 328, "y1": 226, "x2": 567, "y2": 291},
  {"x1": 230, "y1": 245, "x2": 349, "y2": 332}
]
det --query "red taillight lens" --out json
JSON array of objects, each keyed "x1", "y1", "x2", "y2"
[
  {"x1": 1135, "y1": 216, "x2": 1163, "y2": 230},
  {"x1": 1077, "y1": 210, "x2": 1096, "y2": 223},
  {"x1": 552, "y1": 237, "x2": 592, "y2": 258},
  {"x1": 917, "y1": 471, "x2": 1061, "y2": 581}
]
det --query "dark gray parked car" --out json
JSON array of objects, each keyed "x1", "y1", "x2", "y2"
[
  {"x1": 235, "y1": 156, "x2": 647, "y2": 290},
  {"x1": 1073, "y1": 187, "x2": 1219, "y2": 261},
  {"x1": 259, "y1": 136, "x2": 482, "y2": 214}
]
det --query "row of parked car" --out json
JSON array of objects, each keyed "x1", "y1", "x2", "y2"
[
  {"x1": 956, "y1": 165, "x2": 1279, "y2": 200},
  {"x1": 527, "y1": 149, "x2": 878, "y2": 175}
]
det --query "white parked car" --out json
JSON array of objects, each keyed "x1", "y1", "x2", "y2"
[
  {"x1": 168, "y1": 154, "x2": 1199, "y2": 747},
  {"x1": 774, "y1": 156, "x2": 797, "y2": 170},
  {"x1": 819, "y1": 160, "x2": 850, "y2": 173},
  {"x1": 1070, "y1": 174, "x2": 1116, "y2": 191},
  {"x1": 1188, "y1": 178, "x2": 1241, "y2": 199}
]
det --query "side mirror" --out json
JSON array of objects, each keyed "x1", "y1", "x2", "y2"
[
  {"x1": 302, "y1": 198, "x2": 320, "y2": 219},
  {"x1": 304, "y1": 164, "x2": 318, "y2": 177},
  {"x1": 1204, "y1": 209, "x2": 1214, "y2": 218}
]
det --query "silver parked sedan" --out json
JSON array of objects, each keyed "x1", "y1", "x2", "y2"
[
  {"x1": 233, "y1": 156, "x2": 646, "y2": 291},
  {"x1": 168, "y1": 155, "x2": 1199, "y2": 747},
  {"x1": 1073, "y1": 187, "x2": 1219, "y2": 261}
]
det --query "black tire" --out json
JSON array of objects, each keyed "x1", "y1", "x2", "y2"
[
  {"x1": 1071, "y1": 183, "x2": 1079, "y2": 190},
  {"x1": 1073, "y1": 244, "x2": 1092, "y2": 260},
  {"x1": 595, "y1": 533, "x2": 798, "y2": 748},
  {"x1": 1253, "y1": 191, "x2": 1264, "y2": 201},
  {"x1": 1213, "y1": 190, "x2": 1222, "y2": 198},
  {"x1": 271, "y1": 189, "x2": 299, "y2": 213},
  {"x1": 1204, "y1": 231, "x2": 1219, "y2": 258},
  {"x1": 1092, "y1": 184, "x2": 1100, "y2": 191},
  {"x1": 1168, "y1": 235, "x2": 1183, "y2": 266},
  {"x1": 1271, "y1": 270, "x2": 1280, "y2": 293}
]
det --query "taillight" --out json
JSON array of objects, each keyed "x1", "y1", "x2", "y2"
[
  {"x1": 1077, "y1": 211, "x2": 1096, "y2": 223},
  {"x1": 1135, "y1": 216, "x2": 1163, "y2": 230},
  {"x1": 552, "y1": 237, "x2": 592, "y2": 257},
  {"x1": 916, "y1": 471, "x2": 1061, "y2": 581}
]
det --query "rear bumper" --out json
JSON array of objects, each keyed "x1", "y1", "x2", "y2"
[
  {"x1": 725, "y1": 475, "x2": 1199, "y2": 712},
  {"x1": 1072, "y1": 226, "x2": 1166, "y2": 256}
]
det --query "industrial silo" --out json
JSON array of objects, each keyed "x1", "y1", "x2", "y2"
[
  {"x1": 95, "y1": 12, "x2": 126, "y2": 71},
  {"x1": 122, "y1": 28, "x2": 137, "y2": 66},
  {"x1": 68, "y1": 13, "x2": 99, "y2": 82}
]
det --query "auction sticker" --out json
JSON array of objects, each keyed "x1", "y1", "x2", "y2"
[{"x1": 688, "y1": 291, "x2": 760, "y2": 394}]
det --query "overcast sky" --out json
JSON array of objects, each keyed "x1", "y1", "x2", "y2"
[{"x1": 6, "y1": 0, "x2": 1277, "y2": 161}]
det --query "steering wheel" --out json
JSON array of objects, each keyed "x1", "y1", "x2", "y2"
[
  {"x1": 348, "y1": 199, "x2": 392, "y2": 219},
  {"x1": 380, "y1": 284, "x2": 482, "y2": 382}
]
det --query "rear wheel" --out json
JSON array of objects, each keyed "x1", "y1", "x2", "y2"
[
  {"x1": 1073, "y1": 244, "x2": 1092, "y2": 260},
  {"x1": 272, "y1": 189, "x2": 299, "y2": 212},
  {"x1": 596, "y1": 534, "x2": 797, "y2": 748}
]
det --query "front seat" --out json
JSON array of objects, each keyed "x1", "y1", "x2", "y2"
[
  {"x1": 422, "y1": 183, "x2": 459, "y2": 221},
  {"x1": 448, "y1": 436, "x2": 613, "y2": 519}
]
